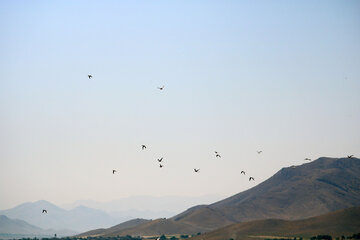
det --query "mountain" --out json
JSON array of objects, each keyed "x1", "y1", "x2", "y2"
[
  {"x1": 0, "y1": 215, "x2": 76, "y2": 239},
  {"x1": 0, "y1": 215, "x2": 44, "y2": 234},
  {"x1": 88, "y1": 157, "x2": 360, "y2": 236},
  {"x1": 0, "y1": 200, "x2": 125, "y2": 232},
  {"x1": 207, "y1": 157, "x2": 360, "y2": 222},
  {"x1": 190, "y1": 206, "x2": 360, "y2": 240}
]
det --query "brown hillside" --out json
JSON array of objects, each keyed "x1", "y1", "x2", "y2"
[
  {"x1": 190, "y1": 206, "x2": 360, "y2": 240},
  {"x1": 79, "y1": 208, "x2": 235, "y2": 237},
  {"x1": 78, "y1": 218, "x2": 150, "y2": 237},
  {"x1": 210, "y1": 157, "x2": 360, "y2": 221},
  {"x1": 172, "y1": 206, "x2": 235, "y2": 230},
  {"x1": 104, "y1": 218, "x2": 205, "y2": 237}
]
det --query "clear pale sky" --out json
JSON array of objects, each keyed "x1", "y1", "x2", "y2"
[{"x1": 0, "y1": 0, "x2": 359, "y2": 210}]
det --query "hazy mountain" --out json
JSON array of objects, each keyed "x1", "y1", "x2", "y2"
[
  {"x1": 90, "y1": 157, "x2": 360, "y2": 236},
  {"x1": 0, "y1": 215, "x2": 44, "y2": 234},
  {"x1": 190, "y1": 206, "x2": 360, "y2": 240},
  {"x1": 0, "y1": 215, "x2": 76, "y2": 239},
  {"x1": 61, "y1": 195, "x2": 223, "y2": 219},
  {"x1": 0, "y1": 200, "x2": 127, "y2": 232}
]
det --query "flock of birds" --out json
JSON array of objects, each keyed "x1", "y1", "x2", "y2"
[
  {"x1": 40, "y1": 74, "x2": 356, "y2": 215},
  {"x1": 130, "y1": 147, "x2": 258, "y2": 181},
  {"x1": 112, "y1": 146, "x2": 259, "y2": 181}
]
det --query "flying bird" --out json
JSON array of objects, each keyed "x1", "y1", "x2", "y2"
[
  {"x1": 142, "y1": 145, "x2": 147, "y2": 150},
  {"x1": 215, "y1": 151, "x2": 221, "y2": 158},
  {"x1": 241, "y1": 171, "x2": 246, "y2": 175},
  {"x1": 159, "y1": 164, "x2": 163, "y2": 168},
  {"x1": 88, "y1": 74, "x2": 92, "y2": 79},
  {"x1": 194, "y1": 168, "x2": 200, "y2": 173},
  {"x1": 157, "y1": 158, "x2": 163, "y2": 162},
  {"x1": 112, "y1": 170, "x2": 117, "y2": 174},
  {"x1": 158, "y1": 86, "x2": 165, "y2": 90},
  {"x1": 42, "y1": 209, "x2": 47, "y2": 213},
  {"x1": 348, "y1": 155, "x2": 354, "y2": 158},
  {"x1": 249, "y1": 177, "x2": 255, "y2": 181},
  {"x1": 257, "y1": 151, "x2": 262, "y2": 154},
  {"x1": 304, "y1": 158, "x2": 311, "y2": 161}
]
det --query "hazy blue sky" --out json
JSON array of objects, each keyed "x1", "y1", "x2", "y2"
[{"x1": 0, "y1": 0, "x2": 359, "y2": 210}]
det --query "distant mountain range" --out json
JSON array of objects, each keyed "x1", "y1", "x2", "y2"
[
  {"x1": 0, "y1": 215, "x2": 76, "y2": 239},
  {"x1": 0, "y1": 195, "x2": 223, "y2": 234},
  {"x1": 0, "y1": 201, "x2": 124, "y2": 233},
  {"x1": 79, "y1": 157, "x2": 360, "y2": 236},
  {"x1": 190, "y1": 206, "x2": 360, "y2": 240}
]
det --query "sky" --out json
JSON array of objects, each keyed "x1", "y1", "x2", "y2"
[{"x1": 0, "y1": 0, "x2": 359, "y2": 210}]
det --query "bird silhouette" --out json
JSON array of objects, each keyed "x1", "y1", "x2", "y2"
[
  {"x1": 241, "y1": 171, "x2": 246, "y2": 175},
  {"x1": 158, "y1": 86, "x2": 165, "y2": 90},
  {"x1": 88, "y1": 74, "x2": 92, "y2": 79},
  {"x1": 157, "y1": 158, "x2": 163, "y2": 162},
  {"x1": 348, "y1": 155, "x2": 354, "y2": 158},
  {"x1": 257, "y1": 151, "x2": 262, "y2": 154},
  {"x1": 249, "y1": 177, "x2": 255, "y2": 181},
  {"x1": 42, "y1": 209, "x2": 47, "y2": 213},
  {"x1": 112, "y1": 170, "x2": 117, "y2": 174},
  {"x1": 215, "y1": 151, "x2": 221, "y2": 158},
  {"x1": 142, "y1": 145, "x2": 147, "y2": 150},
  {"x1": 194, "y1": 168, "x2": 200, "y2": 172},
  {"x1": 304, "y1": 158, "x2": 311, "y2": 161},
  {"x1": 159, "y1": 164, "x2": 163, "y2": 168}
]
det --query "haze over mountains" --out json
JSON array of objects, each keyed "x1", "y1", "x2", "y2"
[
  {"x1": 61, "y1": 195, "x2": 223, "y2": 219},
  {"x1": 0, "y1": 195, "x2": 223, "y2": 234},
  {"x1": 0, "y1": 215, "x2": 76, "y2": 239},
  {"x1": 0, "y1": 201, "x2": 121, "y2": 233},
  {"x1": 0, "y1": 215, "x2": 44, "y2": 235},
  {"x1": 79, "y1": 157, "x2": 360, "y2": 237}
]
